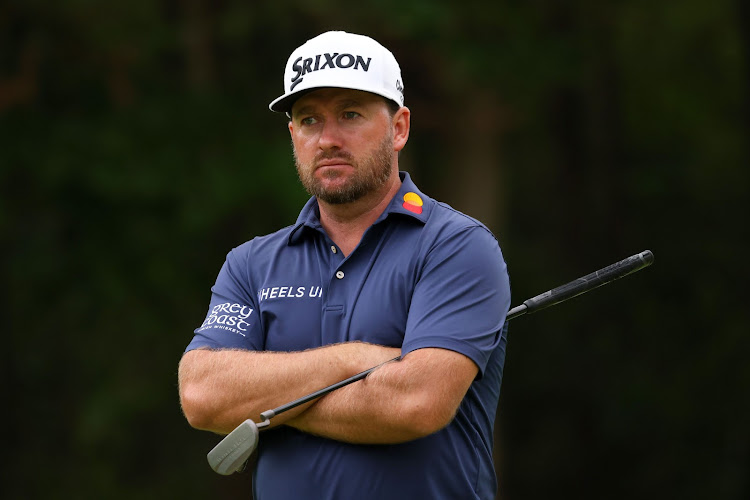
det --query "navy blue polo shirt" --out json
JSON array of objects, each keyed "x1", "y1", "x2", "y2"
[{"x1": 186, "y1": 172, "x2": 511, "y2": 500}]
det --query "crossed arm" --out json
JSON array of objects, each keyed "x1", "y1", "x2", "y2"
[{"x1": 178, "y1": 343, "x2": 477, "y2": 444}]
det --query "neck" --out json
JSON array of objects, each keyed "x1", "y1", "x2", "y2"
[{"x1": 318, "y1": 170, "x2": 401, "y2": 256}]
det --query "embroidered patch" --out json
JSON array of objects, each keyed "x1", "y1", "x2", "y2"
[{"x1": 402, "y1": 192, "x2": 423, "y2": 214}]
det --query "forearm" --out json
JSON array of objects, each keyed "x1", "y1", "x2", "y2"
[
  {"x1": 286, "y1": 348, "x2": 478, "y2": 444},
  {"x1": 178, "y1": 342, "x2": 399, "y2": 434}
]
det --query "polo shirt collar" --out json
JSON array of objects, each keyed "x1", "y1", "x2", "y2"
[
  {"x1": 377, "y1": 171, "x2": 431, "y2": 223},
  {"x1": 288, "y1": 171, "x2": 430, "y2": 245}
]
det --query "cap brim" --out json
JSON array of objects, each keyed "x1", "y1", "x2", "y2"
[{"x1": 269, "y1": 86, "x2": 401, "y2": 114}]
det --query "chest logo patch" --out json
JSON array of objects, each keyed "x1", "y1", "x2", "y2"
[
  {"x1": 402, "y1": 192, "x2": 423, "y2": 214},
  {"x1": 258, "y1": 285, "x2": 322, "y2": 302}
]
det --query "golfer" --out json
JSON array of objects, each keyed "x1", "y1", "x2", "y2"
[{"x1": 179, "y1": 31, "x2": 511, "y2": 500}]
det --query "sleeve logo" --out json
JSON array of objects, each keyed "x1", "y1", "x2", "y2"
[{"x1": 198, "y1": 302, "x2": 253, "y2": 337}]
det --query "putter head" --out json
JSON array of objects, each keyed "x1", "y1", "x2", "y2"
[{"x1": 207, "y1": 419, "x2": 259, "y2": 475}]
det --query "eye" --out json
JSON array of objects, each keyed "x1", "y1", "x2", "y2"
[
  {"x1": 299, "y1": 116, "x2": 318, "y2": 126},
  {"x1": 342, "y1": 111, "x2": 360, "y2": 120}
]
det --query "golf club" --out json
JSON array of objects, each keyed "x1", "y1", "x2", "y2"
[{"x1": 208, "y1": 249, "x2": 655, "y2": 475}]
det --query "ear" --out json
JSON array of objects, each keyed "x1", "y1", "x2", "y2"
[{"x1": 392, "y1": 107, "x2": 411, "y2": 152}]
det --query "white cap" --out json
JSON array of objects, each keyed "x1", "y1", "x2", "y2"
[{"x1": 269, "y1": 31, "x2": 404, "y2": 113}]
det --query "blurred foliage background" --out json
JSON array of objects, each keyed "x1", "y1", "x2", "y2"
[{"x1": 2, "y1": 1, "x2": 748, "y2": 499}]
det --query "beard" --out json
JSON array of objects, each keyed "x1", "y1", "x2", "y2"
[{"x1": 294, "y1": 131, "x2": 394, "y2": 205}]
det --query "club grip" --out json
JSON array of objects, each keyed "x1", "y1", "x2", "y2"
[{"x1": 521, "y1": 250, "x2": 654, "y2": 315}]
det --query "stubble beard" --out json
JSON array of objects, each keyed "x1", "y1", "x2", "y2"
[{"x1": 294, "y1": 131, "x2": 395, "y2": 205}]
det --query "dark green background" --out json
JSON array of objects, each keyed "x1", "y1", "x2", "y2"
[{"x1": 3, "y1": 1, "x2": 747, "y2": 498}]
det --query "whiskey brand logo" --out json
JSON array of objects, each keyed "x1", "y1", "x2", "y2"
[
  {"x1": 290, "y1": 53, "x2": 372, "y2": 91},
  {"x1": 198, "y1": 302, "x2": 253, "y2": 337}
]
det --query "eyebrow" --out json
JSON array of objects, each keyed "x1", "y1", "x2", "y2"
[{"x1": 334, "y1": 99, "x2": 363, "y2": 110}]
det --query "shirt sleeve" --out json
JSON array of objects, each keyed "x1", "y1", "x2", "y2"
[
  {"x1": 184, "y1": 248, "x2": 263, "y2": 352},
  {"x1": 401, "y1": 225, "x2": 511, "y2": 376}
]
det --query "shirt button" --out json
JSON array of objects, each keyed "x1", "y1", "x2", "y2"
[
  {"x1": 335, "y1": 271, "x2": 344, "y2": 279},
  {"x1": 331, "y1": 245, "x2": 337, "y2": 254}
]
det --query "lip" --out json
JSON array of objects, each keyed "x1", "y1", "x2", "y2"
[{"x1": 315, "y1": 160, "x2": 352, "y2": 168}]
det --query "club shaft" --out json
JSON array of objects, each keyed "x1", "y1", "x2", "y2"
[
  {"x1": 260, "y1": 357, "x2": 401, "y2": 421},
  {"x1": 261, "y1": 250, "x2": 654, "y2": 423}
]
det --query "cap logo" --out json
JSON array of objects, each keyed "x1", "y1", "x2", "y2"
[
  {"x1": 290, "y1": 53, "x2": 372, "y2": 91},
  {"x1": 270, "y1": 31, "x2": 402, "y2": 113}
]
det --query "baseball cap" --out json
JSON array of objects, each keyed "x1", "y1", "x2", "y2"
[{"x1": 269, "y1": 31, "x2": 405, "y2": 113}]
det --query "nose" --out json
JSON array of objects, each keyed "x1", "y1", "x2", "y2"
[{"x1": 317, "y1": 119, "x2": 344, "y2": 151}]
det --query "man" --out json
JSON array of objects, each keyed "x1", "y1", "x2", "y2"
[{"x1": 179, "y1": 31, "x2": 511, "y2": 499}]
